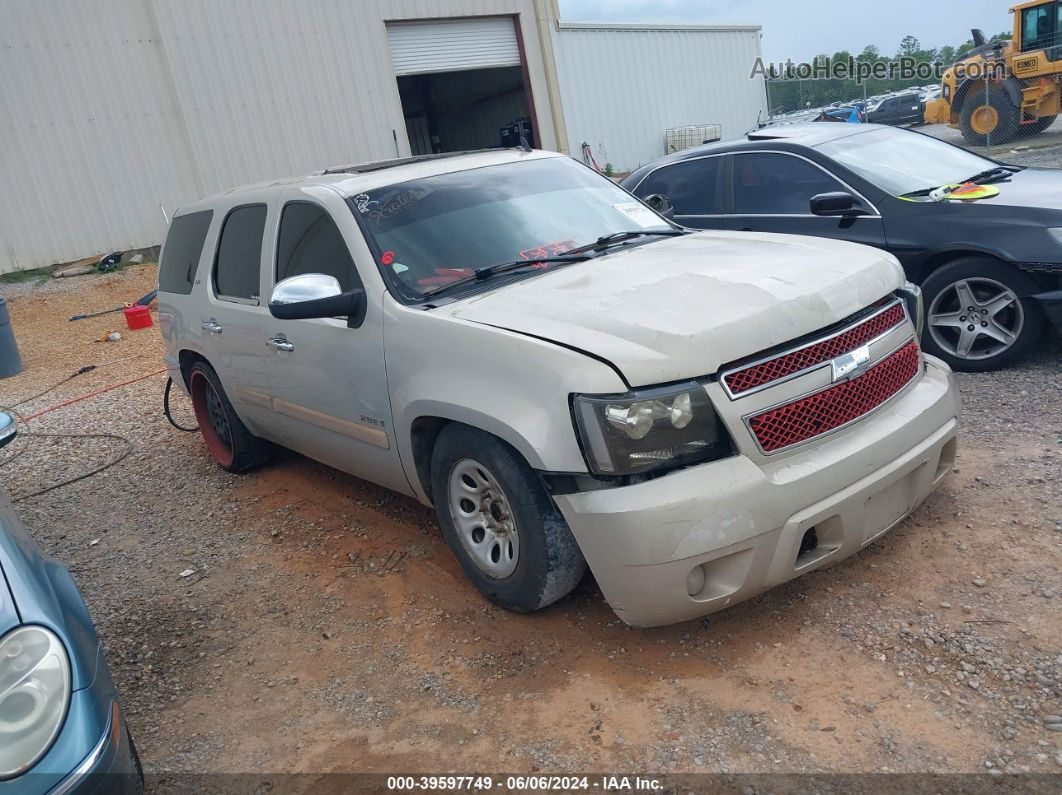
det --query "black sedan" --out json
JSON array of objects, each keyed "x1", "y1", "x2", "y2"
[{"x1": 621, "y1": 123, "x2": 1062, "y2": 371}]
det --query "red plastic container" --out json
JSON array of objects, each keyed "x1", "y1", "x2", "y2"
[{"x1": 122, "y1": 305, "x2": 153, "y2": 331}]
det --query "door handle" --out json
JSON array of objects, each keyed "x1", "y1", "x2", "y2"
[
  {"x1": 201, "y1": 320, "x2": 223, "y2": 334},
  {"x1": 266, "y1": 337, "x2": 294, "y2": 353}
]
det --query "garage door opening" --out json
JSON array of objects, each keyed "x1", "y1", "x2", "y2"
[
  {"x1": 387, "y1": 17, "x2": 535, "y2": 156},
  {"x1": 397, "y1": 66, "x2": 533, "y2": 155}
]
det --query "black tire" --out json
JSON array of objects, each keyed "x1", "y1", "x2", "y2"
[
  {"x1": 1026, "y1": 114, "x2": 1058, "y2": 135},
  {"x1": 920, "y1": 257, "x2": 1044, "y2": 372},
  {"x1": 430, "y1": 425, "x2": 586, "y2": 613},
  {"x1": 187, "y1": 360, "x2": 271, "y2": 473},
  {"x1": 960, "y1": 87, "x2": 1020, "y2": 146}
]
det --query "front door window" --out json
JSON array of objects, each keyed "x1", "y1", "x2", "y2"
[{"x1": 732, "y1": 153, "x2": 846, "y2": 216}]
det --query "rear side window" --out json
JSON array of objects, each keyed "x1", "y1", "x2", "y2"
[
  {"x1": 213, "y1": 204, "x2": 266, "y2": 302},
  {"x1": 158, "y1": 210, "x2": 212, "y2": 295},
  {"x1": 635, "y1": 157, "x2": 723, "y2": 216},
  {"x1": 276, "y1": 202, "x2": 358, "y2": 292}
]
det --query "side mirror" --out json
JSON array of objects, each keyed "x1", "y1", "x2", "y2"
[
  {"x1": 642, "y1": 193, "x2": 675, "y2": 221},
  {"x1": 0, "y1": 412, "x2": 16, "y2": 449},
  {"x1": 810, "y1": 192, "x2": 859, "y2": 217},
  {"x1": 269, "y1": 273, "x2": 366, "y2": 328}
]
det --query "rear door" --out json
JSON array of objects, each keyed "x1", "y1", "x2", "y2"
[
  {"x1": 628, "y1": 154, "x2": 727, "y2": 230},
  {"x1": 716, "y1": 151, "x2": 887, "y2": 249},
  {"x1": 259, "y1": 185, "x2": 410, "y2": 495},
  {"x1": 199, "y1": 202, "x2": 277, "y2": 436}
]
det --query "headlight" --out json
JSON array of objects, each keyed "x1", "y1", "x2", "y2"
[
  {"x1": 897, "y1": 282, "x2": 924, "y2": 337},
  {"x1": 573, "y1": 382, "x2": 732, "y2": 476},
  {"x1": 0, "y1": 626, "x2": 71, "y2": 779}
]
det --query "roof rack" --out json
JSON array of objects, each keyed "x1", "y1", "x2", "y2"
[{"x1": 321, "y1": 149, "x2": 504, "y2": 176}]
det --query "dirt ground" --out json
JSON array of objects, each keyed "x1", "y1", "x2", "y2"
[{"x1": 0, "y1": 267, "x2": 1059, "y2": 787}]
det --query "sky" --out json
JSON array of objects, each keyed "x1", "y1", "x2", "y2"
[{"x1": 558, "y1": 0, "x2": 1009, "y2": 63}]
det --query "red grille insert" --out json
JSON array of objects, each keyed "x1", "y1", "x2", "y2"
[
  {"x1": 724, "y1": 303, "x2": 906, "y2": 395},
  {"x1": 748, "y1": 342, "x2": 921, "y2": 453}
]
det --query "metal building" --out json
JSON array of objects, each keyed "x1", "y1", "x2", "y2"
[
  {"x1": 0, "y1": 0, "x2": 765, "y2": 273},
  {"x1": 552, "y1": 21, "x2": 768, "y2": 174}
]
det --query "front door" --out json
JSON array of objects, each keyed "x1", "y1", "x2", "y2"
[
  {"x1": 716, "y1": 151, "x2": 888, "y2": 250},
  {"x1": 259, "y1": 186, "x2": 411, "y2": 496}
]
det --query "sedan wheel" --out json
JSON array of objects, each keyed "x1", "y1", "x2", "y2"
[
  {"x1": 927, "y1": 277, "x2": 1023, "y2": 362},
  {"x1": 447, "y1": 458, "x2": 520, "y2": 579}
]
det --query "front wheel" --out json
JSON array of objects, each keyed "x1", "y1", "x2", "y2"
[
  {"x1": 921, "y1": 257, "x2": 1044, "y2": 372},
  {"x1": 430, "y1": 425, "x2": 586, "y2": 613}
]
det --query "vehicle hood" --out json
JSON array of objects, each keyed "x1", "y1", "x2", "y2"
[
  {"x1": 444, "y1": 231, "x2": 904, "y2": 386},
  {"x1": 0, "y1": 486, "x2": 100, "y2": 690}
]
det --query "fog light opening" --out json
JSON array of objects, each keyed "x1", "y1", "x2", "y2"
[
  {"x1": 796, "y1": 527, "x2": 819, "y2": 563},
  {"x1": 685, "y1": 564, "x2": 707, "y2": 597}
]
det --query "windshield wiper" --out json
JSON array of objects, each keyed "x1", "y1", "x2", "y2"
[
  {"x1": 420, "y1": 254, "x2": 592, "y2": 298},
  {"x1": 567, "y1": 229, "x2": 687, "y2": 255},
  {"x1": 901, "y1": 165, "x2": 1026, "y2": 198},
  {"x1": 962, "y1": 165, "x2": 1024, "y2": 184},
  {"x1": 420, "y1": 229, "x2": 687, "y2": 299}
]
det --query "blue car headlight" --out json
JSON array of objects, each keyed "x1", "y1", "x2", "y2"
[{"x1": 0, "y1": 626, "x2": 71, "y2": 779}]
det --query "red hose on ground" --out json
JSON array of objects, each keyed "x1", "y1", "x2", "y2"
[{"x1": 21, "y1": 368, "x2": 167, "y2": 421}]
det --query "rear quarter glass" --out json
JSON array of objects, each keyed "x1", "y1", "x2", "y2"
[{"x1": 159, "y1": 210, "x2": 213, "y2": 295}]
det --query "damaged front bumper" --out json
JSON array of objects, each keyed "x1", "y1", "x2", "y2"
[{"x1": 554, "y1": 356, "x2": 960, "y2": 628}]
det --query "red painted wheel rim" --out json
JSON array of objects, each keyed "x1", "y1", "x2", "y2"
[{"x1": 189, "y1": 370, "x2": 235, "y2": 468}]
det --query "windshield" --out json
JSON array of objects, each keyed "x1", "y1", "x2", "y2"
[
  {"x1": 351, "y1": 157, "x2": 671, "y2": 299},
  {"x1": 817, "y1": 128, "x2": 999, "y2": 196}
]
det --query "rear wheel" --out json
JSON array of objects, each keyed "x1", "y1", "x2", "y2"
[
  {"x1": 921, "y1": 257, "x2": 1044, "y2": 372},
  {"x1": 430, "y1": 425, "x2": 586, "y2": 613},
  {"x1": 187, "y1": 361, "x2": 271, "y2": 472},
  {"x1": 960, "y1": 87, "x2": 1020, "y2": 146}
]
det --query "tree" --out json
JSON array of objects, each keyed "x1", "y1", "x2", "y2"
[
  {"x1": 936, "y1": 45, "x2": 957, "y2": 65},
  {"x1": 859, "y1": 44, "x2": 882, "y2": 62},
  {"x1": 899, "y1": 35, "x2": 921, "y2": 56}
]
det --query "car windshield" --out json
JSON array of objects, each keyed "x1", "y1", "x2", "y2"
[
  {"x1": 351, "y1": 156, "x2": 672, "y2": 298},
  {"x1": 817, "y1": 128, "x2": 1000, "y2": 196}
]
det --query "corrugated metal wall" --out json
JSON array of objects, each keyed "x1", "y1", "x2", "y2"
[
  {"x1": 552, "y1": 23, "x2": 768, "y2": 174},
  {"x1": 0, "y1": 0, "x2": 561, "y2": 273},
  {"x1": 0, "y1": 0, "x2": 201, "y2": 274}
]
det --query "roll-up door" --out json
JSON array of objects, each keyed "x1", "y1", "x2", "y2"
[{"x1": 387, "y1": 18, "x2": 521, "y2": 76}]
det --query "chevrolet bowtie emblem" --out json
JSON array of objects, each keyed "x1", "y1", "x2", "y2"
[{"x1": 831, "y1": 345, "x2": 872, "y2": 383}]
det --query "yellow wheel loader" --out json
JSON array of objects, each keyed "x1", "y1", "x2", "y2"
[{"x1": 925, "y1": 0, "x2": 1062, "y2": 145}]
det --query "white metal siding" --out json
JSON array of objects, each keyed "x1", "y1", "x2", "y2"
[
  {"x1": 0, "y1": 0, "x2": 201, "y2": 273},
  {"x1": 552, "y1": 23, "x2": 768, "y2": 173},
  {"x1": 388, "y1": 18, "x2": 521, "y2": 76},
  {"x1": 0, "y1": 0, "x2": 560, "y2": 273}
]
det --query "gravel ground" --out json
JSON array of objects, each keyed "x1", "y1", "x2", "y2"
[
  {"x1": 0, "y1": 268, "x2": 1059, "y2": 789},
  {"x1": 919, "y1": 121, "x2": 1062, "y2": 167}
]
